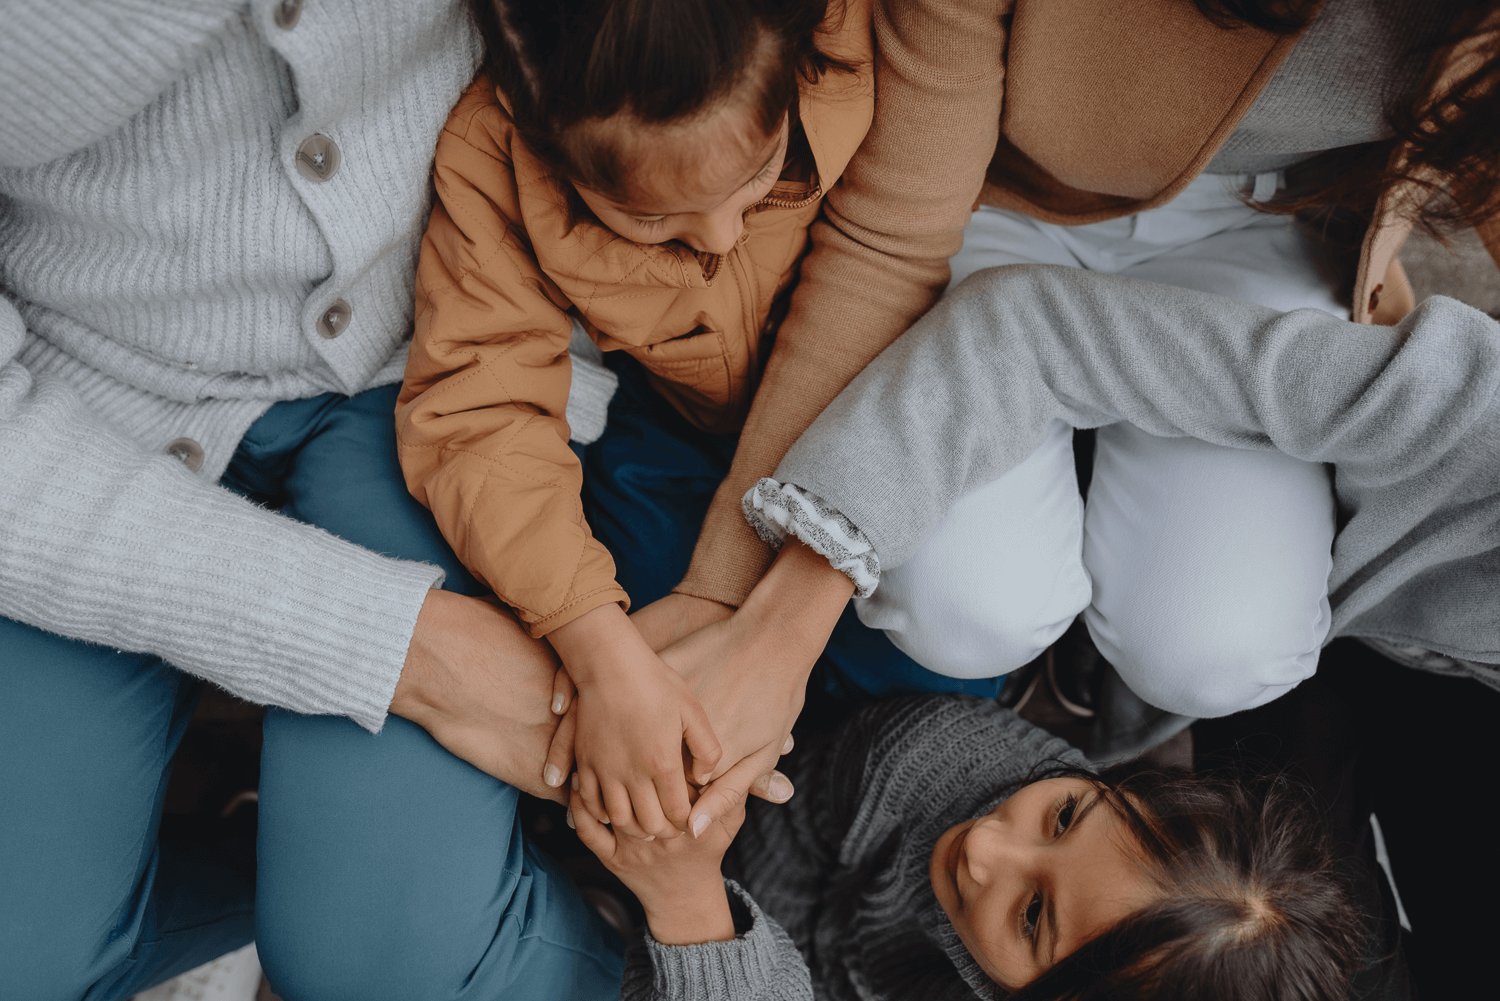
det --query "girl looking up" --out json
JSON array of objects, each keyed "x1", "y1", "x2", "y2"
[
  {"x1": 573, "y1": 696, "x2": 1364, "y2": 1001},
  {"x1": 397, "y1": 0, "x2": 873, "y2": 838}
]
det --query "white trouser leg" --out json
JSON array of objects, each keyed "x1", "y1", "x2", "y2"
[
  {"x1": 1081, "y1": 209, "x2": 1341, "y2": 716},
  {"x1": 1081, "y1": 423, "x2": 1335, "y2": 717},
  {"x1": 858, "y1": 182, "x2": 1338, "y2": 705},
  {"x1": 854, "y1": 420, "x2": 1090, "y2": 678}
]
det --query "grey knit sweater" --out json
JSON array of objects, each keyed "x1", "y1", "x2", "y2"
[
  {"x1": 766, "y1": 266, "x2": 1500, "y2": 690},
  {"x1": 0, "y1": 1, "x2": 483, "y2": 730},
  {"x1": 1205, "y1": 0, "x2": 1450, "y2": 175},
  {"x1": 622, "y1": 696, "x2": 1086, "y2": 1001}
]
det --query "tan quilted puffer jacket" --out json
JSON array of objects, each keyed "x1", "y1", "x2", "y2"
[{"x1": 397, "y1": 0, "x2": 874, "y2": 635}]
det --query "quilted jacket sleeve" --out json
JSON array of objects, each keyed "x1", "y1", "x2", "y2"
[{"x1": 396, "y1": 85, "x2": 627, "y2": 636}]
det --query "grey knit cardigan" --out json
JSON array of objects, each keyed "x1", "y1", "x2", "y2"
[
  {"x1": 623, "y1": 696, "x2": 1086, "y2": 1001},
  {"x1": 0, "y1": 0, "x2": 485, "y2": 730}
]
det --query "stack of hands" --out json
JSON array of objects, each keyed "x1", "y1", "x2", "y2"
[{"x1": 391, "y1": 540, "x2": 852, "y2": 945}]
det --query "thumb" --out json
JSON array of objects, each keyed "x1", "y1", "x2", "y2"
[
  {"x1": 680, "y1": 696, "x2": 723, "y2": 785},
  {"x1": 688, "y1": 739, "x2": 782, "y2": 838}
]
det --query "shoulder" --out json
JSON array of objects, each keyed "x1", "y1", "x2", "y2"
[{"x1": 437, "y1": 73, "x2": 519, "y2": 164}]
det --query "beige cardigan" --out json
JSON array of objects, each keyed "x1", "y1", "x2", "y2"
[{"x1": 676, "y1": 0, "x2": 1500, "y2": 608}]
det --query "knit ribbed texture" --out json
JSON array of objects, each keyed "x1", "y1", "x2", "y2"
[
  {"x1": 0, "y1": 1, "x2": 479, "y2": 729},
  {"x1": 627, "y1": 883, "x2": 813, "y2": 1001},
  {"x1": 1205, "y1": 0, "x2": 1451, "y2": 175},
  {"x1": 624, "y1": 697, "x2": 1086, "y2": 1001}
]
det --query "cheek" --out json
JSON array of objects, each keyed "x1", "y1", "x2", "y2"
[{"x1": 955, "y1": 903, "x2": 1029, "y2": 988}]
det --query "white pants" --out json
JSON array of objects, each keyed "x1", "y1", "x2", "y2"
[{"x1": 857, "y1": 173, "x2": 1337, "y2": 718}]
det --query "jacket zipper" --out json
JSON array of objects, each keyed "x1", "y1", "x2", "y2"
[{"x1": 696, "y1": 181, "x2": 824, "y2": 286}]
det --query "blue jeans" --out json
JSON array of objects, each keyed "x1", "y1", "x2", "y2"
[
  {"x1": 0, "y1": 384, "x2": 624, "y2": 1001},
  {"x1": 581, "y1": 357, "x2": 1005, "y2": 701}
]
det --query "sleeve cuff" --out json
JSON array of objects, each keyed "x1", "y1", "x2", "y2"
[
  {"x1": 637, "y1": 880, "x2": 813, "y2": 1001},
  {"x1": 742, "y1": 478, "x2": 880, "y2": 598}
]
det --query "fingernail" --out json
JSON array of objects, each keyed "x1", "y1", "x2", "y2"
[
  {"x1": 551, "y1": 693, "x2": 565, "y2": 714},
  {"x1": 782, "y1": 733, "x2": 795, "y2": 754},
  {"x1": 770, "y1": 774, "x2": 794, "y2": 802},
  {"x1": 691, "y1": 813, "x2": 710, "y2": 838},
  {"x1": 566, "y1": 809, "x2": 575, "y2": 829},
  {"x1": 643, "y1": 835, "x2": 655, "y2": 842},
  {"x1": 543, "y1": 763, "x2": 563, "y2": 787},
  {"x1": 570, "y1": 773, "x2": 579, "y2": 791}
]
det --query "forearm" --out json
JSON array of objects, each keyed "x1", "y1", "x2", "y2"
[
  {"x1": 0, "y1": 311, "x2": 440, "y2": 730},
  {"x1": 676, "y1": 0, "x2": 1008, "y2": 606}
]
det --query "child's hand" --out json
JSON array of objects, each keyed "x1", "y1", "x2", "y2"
[
  {"x1": 569, "y1": 787, "x2": 741, "y2": 945},
  {"x1": 548, "y1": 603, "x2": 721, "y2": 840}
]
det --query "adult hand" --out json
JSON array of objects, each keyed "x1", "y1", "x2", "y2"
[
  {"x1": 630, "y1": 591, "x2": 734, "y2": 652},
  {"x1": 390, "y1": 588, "x2": 568, "y2": 804},
  {"x1": 660, "y1": 540, "x2": 855, "y2": 835}
]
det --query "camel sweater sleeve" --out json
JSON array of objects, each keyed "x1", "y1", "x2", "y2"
[{"x1": 674, "y1": 0, "x2": 1012, "y2": 606}]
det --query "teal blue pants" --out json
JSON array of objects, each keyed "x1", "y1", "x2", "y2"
[{"x1": 0, "y1": 384, "x2": 624, "y2": 1001}]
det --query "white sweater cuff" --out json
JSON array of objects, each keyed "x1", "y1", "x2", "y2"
[{"x1": 742, "y1": 478, "x2": 880, "y2": 598}]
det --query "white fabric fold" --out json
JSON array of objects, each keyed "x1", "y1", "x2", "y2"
[{"x1": 742, "y1": 477, "x2": 880, "y2": 598}]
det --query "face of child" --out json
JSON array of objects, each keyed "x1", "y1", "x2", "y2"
[
  {"x1": 929, "y1": 777, "x2": 1159, "y2": 991},
  {"x1": 572, "y1": 102, "x2": 790, "y2": 257}
]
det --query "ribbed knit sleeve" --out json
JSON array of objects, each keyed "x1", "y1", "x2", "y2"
[
  {"x1": 0, "y1": 301, "x2": 443, "y2": 732},
  {"x1": 674, "y1": 0, "x2": 1012, "y2": 606},
  {"x1": 0, "y1": 0, "x2": 242, "y2": 168},
  {"x1": 621, "y1": 880, "x2": 814, "y2": 1001}
]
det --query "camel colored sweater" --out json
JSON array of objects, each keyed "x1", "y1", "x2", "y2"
[{"x1": 675, "y1": 0, "x2": 1500, "y2": 609}]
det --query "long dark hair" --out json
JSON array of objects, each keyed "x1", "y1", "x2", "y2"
[
  {"x1": 1195, "y1": 0, "x2": 1500, "y2": 245},
  {"x1": 1010, "y1": 762, "x2": 1364, "y2": 1001},
  {"x1": 469, "y1": 0, "x2": 850, "y2": 198}
]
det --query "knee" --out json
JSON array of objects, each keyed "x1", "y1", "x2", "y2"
[
  {"x1": 857, "y1": 574, "x2": 1081, "y2": 680},
  {"x1": 1089, "y1": 606, "x2": 1322, "y2": 718},
  {"x1": 257, "y1": 901, "x2": 452, "y2": 1001}
]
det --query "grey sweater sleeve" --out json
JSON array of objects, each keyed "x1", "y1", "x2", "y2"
[
  {"x1": 0, "y1": 299, "x2": 443, "y2": 732},
  {"x1": 776, "y1": 265, "x2": 1500, "y2": 575},
  {"x1": 0, "y1": 0, "x2": 243, "y2": 168},
  {"x1": 622, "y1": 880, "x2": 813, "y2": 1001}
]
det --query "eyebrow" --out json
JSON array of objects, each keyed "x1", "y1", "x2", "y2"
[
  {"x1": 614, "y1": 134, "x2": 785, "y2": 217},
  {"x1": 1042, "y1": 792, "x2": 1107, "y2": 967}
]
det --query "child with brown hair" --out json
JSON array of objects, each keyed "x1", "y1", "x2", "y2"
[{"x1": 397, "y1": 0, "x2": 877, "y2": 840}]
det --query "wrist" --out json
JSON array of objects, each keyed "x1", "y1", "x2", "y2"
[
  {"x1": 547, "y1": 601, "x2": 641, "y2": 684},
  {"x1": 740, "y1": 539, "x2": 854, "y2": 655},
  {"x1": 391, "y1": 588, "x2": 454, "y2": 726},
  {"x1": 642, "y1": 878, "x2": 736, "y2": 945}
]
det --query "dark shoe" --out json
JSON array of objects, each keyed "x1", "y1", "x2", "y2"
[
  {"x1": 1088, "y1": 662, "x2": 1195, "y2": 765},
  {"x1": 1047, "y1": 618, "x2": 1105, "y2": 719},
  {"x1": 997, "y1": 654, "x2": 1046, "y2": 714}
]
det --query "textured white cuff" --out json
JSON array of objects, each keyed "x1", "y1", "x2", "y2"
[{"x1": 742, "y1": 478, "x2": 880, "y2": 598}]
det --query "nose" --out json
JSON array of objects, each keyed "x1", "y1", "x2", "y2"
[
  {"x1": 962, "y1": 817, "x2": 1035, "y2": 887},
  {"x1": 684, "y1": 209, "x2": 744, "y2": 256}
]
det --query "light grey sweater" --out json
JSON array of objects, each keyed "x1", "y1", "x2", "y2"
[
  {"x1": 763, "y1": 266, "x2": 1500, "y2": 690},
  {"x1": 623, "y1": 696, "x2": 1085, "y2": 1001},
  {"x1": 1206, "y1": 0, "x2": 1450, "y2": 175},
  {"x1": 0, "y1": 1, "x2": 481, "y2": 730}
]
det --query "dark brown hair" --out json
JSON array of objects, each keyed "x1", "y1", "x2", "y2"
[
  {"x1": 470, "y1": 0, "x2": 849, "y2": 198},
  {"x1": 1194, "y1": 0, "x2": 1500, "y2": 252},
  {"x1": 1010, "y1": 762, "x2": 1364, "y2": 1001}
]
